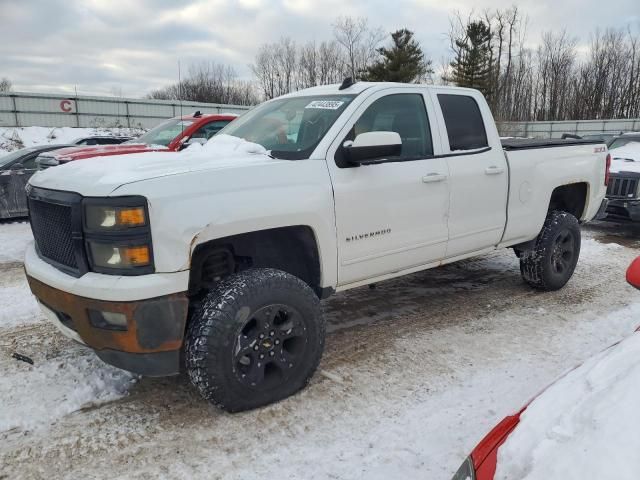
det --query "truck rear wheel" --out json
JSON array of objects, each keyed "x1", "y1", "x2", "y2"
[
  {"x1": 519, "y1": 210, "x2": 581, "y2": 291},
  {"x1": 185, "y1": 268, "x2": 325, "y2": 412}
]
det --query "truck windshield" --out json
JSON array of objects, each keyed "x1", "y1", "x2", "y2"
[
  {"x1": 126, "y1": 119, "x2": 194, "y2": 147},
  {"x1": 609, "y1": 137, "x2": 640, "y2": 150},
  {"x1": 218, "y1": 95, "x2": 356, "y2": 159}
]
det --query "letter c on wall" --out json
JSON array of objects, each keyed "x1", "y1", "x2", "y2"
[{"x1": 60, "y1": 99, "x2": 73, "y2": 113}]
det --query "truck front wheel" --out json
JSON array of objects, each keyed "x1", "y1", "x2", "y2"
[
  {"x1": 185, "y1": 268, "x2": 325, "y2": 412},
  {"x1": 519, "y1": 210, "x2": 581, "y2": 291}
]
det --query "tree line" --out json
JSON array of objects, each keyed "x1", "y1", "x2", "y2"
[
  {"x1": 444, "y1": 8, "x2": 640, "y2": 121},
  {"x1": 149, "y1": 10, "x2": 638, "y2": 121},
  {"x1": 250, "y1": 17, "x2": 432, "y2": 99},
  {"x1": 5, "y1": 10, "x2": 636, "y2": 122},
  {"x1": 147, "y1": 62, "x2": 259, "y2": 106}
]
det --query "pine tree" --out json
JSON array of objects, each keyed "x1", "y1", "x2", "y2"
[
  {"x1": 363, "y1": 29, "x2": 432, "y2": 83},
  {"x1": 449, "y1": 21, "x2": 493, "y2": 96}
]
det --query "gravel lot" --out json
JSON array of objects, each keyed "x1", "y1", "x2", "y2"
[{"x1": 1, "y1": 220, "x2": 639, "y2": 480}]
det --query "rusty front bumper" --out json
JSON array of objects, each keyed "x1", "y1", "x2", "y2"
[{"x1": 28, "y1": 275, "x2": 189, "y2": 376}]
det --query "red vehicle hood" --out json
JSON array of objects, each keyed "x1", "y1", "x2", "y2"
[{"x1": 48, "y1": 143, "x2": 170, "y2": 162}]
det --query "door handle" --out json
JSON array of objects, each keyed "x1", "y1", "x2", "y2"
[
  {"x1": 485, "y1": 166, "x2": 505, "y2": 175},
  {"x1": 422, "y1": 173, "x2": 447, "y2": 183}
]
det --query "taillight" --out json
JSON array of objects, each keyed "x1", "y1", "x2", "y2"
[{"x1": 605, "y1": 153, "x2": 611, "y2": 186}]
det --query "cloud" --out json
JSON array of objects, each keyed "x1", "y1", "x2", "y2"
[{"x1": 0, "y1": 0, "x2": 638, "y2": 97}]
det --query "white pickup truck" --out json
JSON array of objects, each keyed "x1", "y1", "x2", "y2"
[{"x1": 25, "y1": 81, "x2": 609, "y2": 412}]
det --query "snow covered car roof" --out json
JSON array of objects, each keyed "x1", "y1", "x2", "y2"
[
  {"x1": 495, "y1": 329, "x2": 640, "y2": 480},
  {"x1": 609, "y1": 141, "x2": 640, "y2": 174}
]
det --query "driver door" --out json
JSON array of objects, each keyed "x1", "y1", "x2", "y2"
[{"x1": 325, "y1": 89, "x2": 450, "y2": 286}]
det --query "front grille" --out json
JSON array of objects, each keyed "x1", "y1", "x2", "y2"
[
  {"x1": 28, "y1": 198, "x2": 78, "y2": 270},
  {"x1": 607, "y1": 175, "x2": 639, "y2": 199}
]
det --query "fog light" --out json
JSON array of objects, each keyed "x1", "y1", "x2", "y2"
[
  {"x1": 88, "y1": 242, "x2": 151, "y2": 269},
  {"x1": 88, "y1": 309, "x2": 128, "y2": 331}
]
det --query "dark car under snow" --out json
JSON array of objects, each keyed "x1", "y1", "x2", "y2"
[{"x1": 0, "y1": 144, "x2": 74, "y2": 219}]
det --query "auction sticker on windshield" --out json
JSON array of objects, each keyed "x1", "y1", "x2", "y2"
[{"x1": 305, "y1": 100, "x2": 345, "y2": 110}]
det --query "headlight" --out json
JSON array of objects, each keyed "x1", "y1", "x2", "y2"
[
  {"x1": 83, "y1": 197, "x2": 154, "y2": 275},
  {"x1": 451, "y1": 456, "x2": 476, "y2": 480},
  {"x1": 85, "y1": 205, "x2": 146, "y2": 230}
]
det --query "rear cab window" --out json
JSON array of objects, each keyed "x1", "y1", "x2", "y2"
[{"x1": 437, "y1": 94, "x2": 488, "y2": 151}]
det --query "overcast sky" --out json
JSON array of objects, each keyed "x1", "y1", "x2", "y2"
[{"x1": 1, "y1": 0, "x2": 638, "y2": 98}]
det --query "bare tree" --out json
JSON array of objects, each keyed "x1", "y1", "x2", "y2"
[
  {"x1": 148, "y1": 62, "x2": 258, "y2": 106},
  {"x1": 317, "y1": 40, "x2": 345, "y2": 85},
  {"x1": 0, "y1": 77, "x2": 12, "y2": 93},
  {"x1": 332, "y1": 16, "x2": 385, "y2": 79},
  {"x1": 251, "y1": 37, "x2": 299, "y2": 99}
]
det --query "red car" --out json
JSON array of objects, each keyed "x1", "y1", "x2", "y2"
[
  {"x1": 452, "y1": 257, "x2": 640, "y2": 479},
  {"x1": 35, "y1": 112, "x2": 237, "y2": 168}
]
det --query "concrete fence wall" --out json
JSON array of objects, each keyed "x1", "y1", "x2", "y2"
[
  {"x1": 497, "y1": 118, "x2": 640, "y2": 139},
  {"x1": 0, "y1": 92, "x2": 251, "y2": 129},
  {"x1": 3, "y1": 91, "x2": 637, "y2": 139}
]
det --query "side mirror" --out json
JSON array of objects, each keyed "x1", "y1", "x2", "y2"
[
  {"x1": 10, "y1": 163, "x2": 24, "y2": 170},
  {"x1": 343, "y1": 131, "x2": 402, "y2": 164}
]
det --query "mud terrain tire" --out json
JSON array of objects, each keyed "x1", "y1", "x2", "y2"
[
  {"x1": 185, "y1": 268, "x2": 325, "y2": 412},
  {"x1": 520, "y1": 210, "x2": 581, "y2": 291}
]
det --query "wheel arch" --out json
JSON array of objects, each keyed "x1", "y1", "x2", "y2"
[
  {"x1": 547, "y1": 182, "x2": 589, "y2": 221},
  {"x1": 188, "y1": 225, "x2": 326, "y2": 298}
]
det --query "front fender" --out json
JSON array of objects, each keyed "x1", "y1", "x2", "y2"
[{"x1": 112, "y1": 159, "x2": 338, "y2": 288}]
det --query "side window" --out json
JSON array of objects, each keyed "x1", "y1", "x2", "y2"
[
  {"x1": 20, "y1": 153, "x2": 39, "y2": 169},
  {"x1": 191, "y1": 120, "x2": 231, "y2": 140},
  {"x1": 437, "y1": 94, "x2": 488, "y2": 151},
  {"x1": 353, "y1": 94, "x2": 433, "y2": 160}
]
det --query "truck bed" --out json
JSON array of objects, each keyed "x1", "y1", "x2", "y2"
[{"x1": 501, "y1": 138, "x2": 602, "y2": 151}]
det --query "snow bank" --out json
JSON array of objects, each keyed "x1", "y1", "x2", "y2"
[
  {"x1": 0, "y1": 352, "x2": 136, "y2": 432},
  {"x1": 610, "y1": 141, "x2": 640, "y2": 173},
  {"x1": 0, "y1": 282, "x2": 41, "y2": 329},
  {"x1": 0, "y1": 221, "x2": 32, "y2": 264},
  {"x1": 0, "y1": 126, "x2": 144, "y2": 154},
  {"x1": 496, "y1": 329, "x2": 640, "y2": 480}
]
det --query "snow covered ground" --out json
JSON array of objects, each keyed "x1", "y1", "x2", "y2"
[
  {"x1": 0, "y1": 220, "x2": 32, "y2": 264},
  {"x1": 0, "y1": 126, "x2": 145, "y2": 154},
  {"x1": 0, "y1": 222, "x2": 639, "y2": 479}
]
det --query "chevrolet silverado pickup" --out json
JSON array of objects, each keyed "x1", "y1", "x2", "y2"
[
  {"x1": 25, "y1": 81, "x2": 609, "y2": 412},
  {"x1": 34, "y1": 112, "x2": 236, "y2": 168}
]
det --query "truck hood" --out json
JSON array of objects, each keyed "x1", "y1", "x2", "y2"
[
  {"x1": 610, "y1": 142, "x2": 640, "y2": 174},
  {"x1": 44, "y1": 143, "x2": 168, "y2": 161},
  {"x1": 29, "y1": 135, "x2": 277, "y2": 196}
]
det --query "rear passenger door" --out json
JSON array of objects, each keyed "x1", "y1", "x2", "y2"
[{"x1": 432, "y1": 91, "x2": 508, "y2": 257}]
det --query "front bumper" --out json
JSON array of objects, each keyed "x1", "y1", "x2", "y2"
[
  {"x1": 25, "y1": 243, "x2": 190, "y2": 376},
  {"x1": 602, "y1": 198, "x2": 640, "y2": 222},
  {"x1": 29, "y1": 275, "x2": 188, "y2": 376}
]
